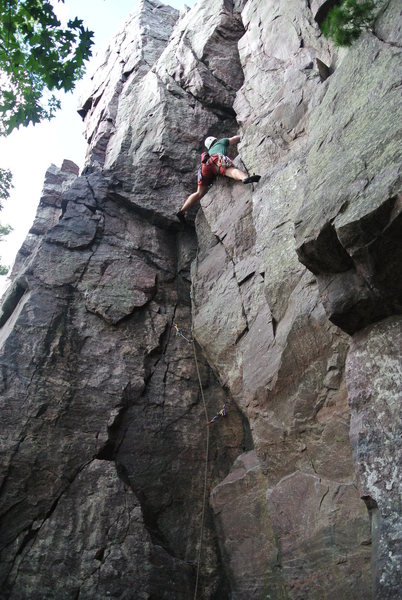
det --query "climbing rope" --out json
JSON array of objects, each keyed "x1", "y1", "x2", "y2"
[
  {"x1": 173, "y1": 321, "x2": 227, "y2": 599},
  {"x1": 173, "y1": 322, "x2": 209, "y2": 600},
  {"x1": 192, "y1": 338, "x2": 209, "y2": 600}
]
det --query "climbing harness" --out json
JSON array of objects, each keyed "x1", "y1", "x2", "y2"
[
  {"x1": 172, "y1": 322, "x2": 227, "y2": 600},
  {"x1": 200, "y1": 152, "x2": 231, "y2": 178}
]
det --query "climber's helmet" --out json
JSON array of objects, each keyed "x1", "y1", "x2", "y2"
[{"x1": 205, "y1": 136, "x2": 217, "y2": 150}]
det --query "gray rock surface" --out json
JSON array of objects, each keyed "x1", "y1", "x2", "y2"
[
  {"x1": 210, "y1": 451, "x2": 286, "y2": 599},
  {"x1": 192, "y1": 1, "x2": 374, "y2": 596},
  {"x1": 0, "y1": 0, "x2": 400, "y2": 598},
  {"x1": 80, "y1": 0, "x2": 245, "y2": 223},
  {"x1": 7, "y1": 160, "x2": 80, "y2": 279},
  {"x1": 0, "y1": 2, "x2": 248, "y2": 598},
  {"x1": 5, "y1": 460, "x2": 152, "y2": 599},
  {"x1": 78, "y1": 0, "x2": 180, "y2": 167},
  {"x1": 294, "y1": 7, "x2": 402, "y2": 334},
  {"x1": 347, "y1": 317, "x2": 402, "y2": 599}
]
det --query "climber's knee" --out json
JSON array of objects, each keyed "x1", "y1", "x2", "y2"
[{"x1": 197, "y1": 185, "x2": 208, "y2": 199}]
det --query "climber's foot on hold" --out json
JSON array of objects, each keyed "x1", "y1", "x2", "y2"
[
  {"x1": 176, "y1": 210, "x2": 186, "y2": 224},
  {"x1": 243, "y1": 174, "x2": 261, "y2": 184}
]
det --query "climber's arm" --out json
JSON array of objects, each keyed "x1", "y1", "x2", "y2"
[{"x1": 228, "y1": 135, "x2": 240, "y2": 146}]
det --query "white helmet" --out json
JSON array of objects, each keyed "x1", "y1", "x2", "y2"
[{"x1": 205, "y1": 136, "x2": 217, "y2": 150}]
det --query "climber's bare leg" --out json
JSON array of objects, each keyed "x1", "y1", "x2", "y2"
[
  {"x1": 180, "y1": 184, "x2": 209, "y2": 213},
  {"x1": 225, "y1": 167, "x2": 247, "y2": 182}
]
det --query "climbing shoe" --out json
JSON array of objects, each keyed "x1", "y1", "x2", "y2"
[
  {"x1": 243, "y1": 174, "x2": 261, "y2": 184},
  {"x1": 176, "y1": 210, "x2": 186, "y2": 224}
]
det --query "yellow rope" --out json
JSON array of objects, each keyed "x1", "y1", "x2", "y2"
[{"x1": 192, "y1": 339, "x2": 210, "y2": 600}]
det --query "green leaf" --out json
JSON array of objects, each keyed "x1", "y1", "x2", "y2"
[
  {"x1": 0, "y1": 0, "x2": 94, "y2": 133},
  {"x1": 0, "y1": 167, "x2": 13, "y2": 204}
]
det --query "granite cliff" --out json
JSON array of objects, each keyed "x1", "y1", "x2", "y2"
[{"x1": 0, "y1": 0, "x2": 401, "y2": 598}]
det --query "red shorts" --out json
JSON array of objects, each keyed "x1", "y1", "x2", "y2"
[{"x1": 197, "y1": 154, "x2": 233, "y2": 187}]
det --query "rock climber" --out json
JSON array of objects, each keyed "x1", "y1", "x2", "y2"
[{"x1": 176, "y1": 135, "x2": 261, "y2": 223}]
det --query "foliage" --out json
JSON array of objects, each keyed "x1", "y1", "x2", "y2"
[
  {"x1": 0, "y1": 2, "x2": 93, "y2": 273},
  {"x1": 0, "y1": 223, "x2": 12, "y2": 236},
  {"x1": 0, "y1": 168, "x2": 12, "y2": 274},
  {"x1": 321, "y1": 0, "x2": 378, "y2": 46},
  {"x1": 0, "y1": 0, "x2": 94, "y2": 135},
  {"x1": 0, "y1": 223, "x2": 12, "y2": 276},
  {"x1": 0, "y1": 167, "x2": 13, "y2": 205}
]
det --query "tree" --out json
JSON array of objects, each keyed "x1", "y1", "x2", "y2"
[
  {"x1": 0, "y1": 167, "x2": 13, "y2": 274},
  {"x1": 0, "y1": 0, "x2": 94, "y2": 135},
  {"x1": 0, "y1": 167, "x2": 12, "y2": 201},
  {"x1": 0, "y1": 1, "x2": 94, "y2": 275},
  {"x1": 321, "y1": 0, "x2": 378, "y2": 46},
  {"x1": 0, "y1": 224, "x2": 12, "y2": 275}
]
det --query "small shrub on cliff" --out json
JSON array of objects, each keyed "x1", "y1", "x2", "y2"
[{"x1": 322, "y1": 0, "x2": 378, "y2": 46}]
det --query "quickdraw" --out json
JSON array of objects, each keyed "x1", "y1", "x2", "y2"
[
  {"x1": 173, "y1": 322, "x2": 192, "y2": 343},
  {"x1": 173, "y1": 322, "x2": 228, "y2": 427},
  {"x1": 207, "y1": 403, "x2": 227, "y2": 426}
]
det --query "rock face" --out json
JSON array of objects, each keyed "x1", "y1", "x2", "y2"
[
  {"x1": 0, "y1": 0, "x2": 401, "y2": 599},
  {"x1": 347, "y1": 317, "x2": 402, "y2": 599},
  {"x1": 294, "y1": 17, "x2": 402, "y2": 335},
  {"x1": 0, "y1": 2, "x2": 248, "y2": 598}
]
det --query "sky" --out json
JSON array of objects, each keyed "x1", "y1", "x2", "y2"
[{"x1": 0, "y1": 0, "x2": 195, "y2": 294}]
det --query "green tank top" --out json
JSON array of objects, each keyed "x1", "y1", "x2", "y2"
[{"x1": 209, "y1": 138, "x2": 229, "y2": 155}]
